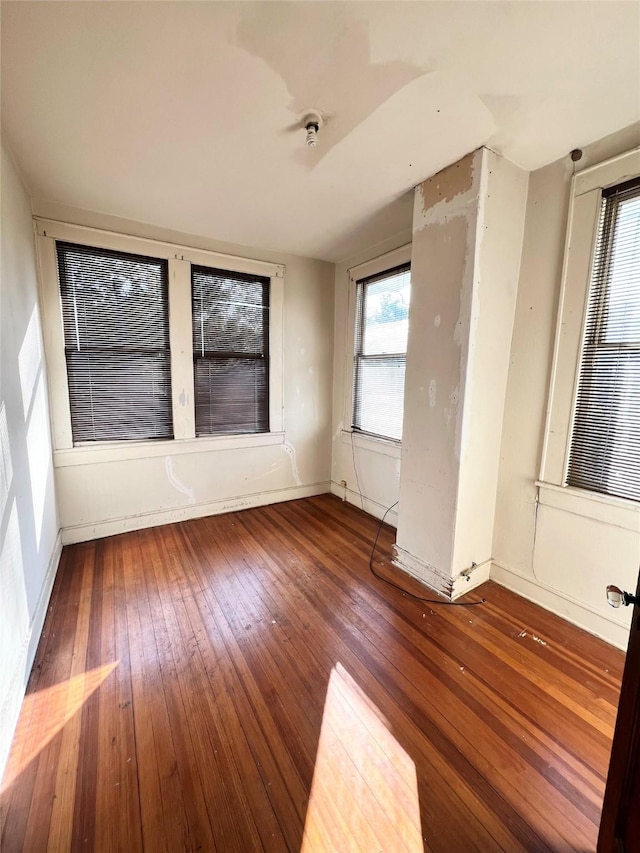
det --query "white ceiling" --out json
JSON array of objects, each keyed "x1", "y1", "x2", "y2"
[{"x1": 2, "y1": 1, "x2": 639, "y2": 262}]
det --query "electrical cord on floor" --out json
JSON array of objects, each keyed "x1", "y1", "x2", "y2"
[{"x1": 369, "y1": 502, "x2": 487, "y2": 607}]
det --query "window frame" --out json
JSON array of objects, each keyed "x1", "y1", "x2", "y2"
[
  {"x1": 35, "y1": 219, "x2": 284, "y2": 459},
  {"x1": 56, "y1": 241, "x2": 174, "y2": 444},
  {"x1": 540, "y1": 147, "x2": 640, "y2": 502},
  {"x1": 191, "y1": 264, "x2": 271, "y2": 437},
  {"x1": 343, "y1": 244, "x2": 411, "y2": 447}
]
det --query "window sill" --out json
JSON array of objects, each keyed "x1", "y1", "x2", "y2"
[
  {"x1": 536, "y1": 480, "x2": 640, "y2": 533},
  {"x1": 53, "y1": 432, "x2": 285, "y2": 468},
  {"x1": 341, "y1": 430, "x2": 401, "y2": 459}
]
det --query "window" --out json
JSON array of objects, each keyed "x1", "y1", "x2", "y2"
[
  {"x1": 192, "y1": 266, "x2": 269, "y2": 435},
  {"x1": 352, "y1": 263, "x2": 411, "y2": 441},
  {"x1": 567, "y1": 177, "x2": 640, "y2": 502},
  {"x1": 38, "y1": 219, "x2": 284, "y2": 455},
  {"x1": 57, "y1": 242, "x2": 172, "y2": 443}
]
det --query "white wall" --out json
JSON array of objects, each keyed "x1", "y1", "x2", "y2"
[
  {"x1": 493, "y1": 123, "x2": 640, "y2": 650},
  {"x1": 0, "y1": 145, "x2": 61, "y2": 777},
  {"x1": 330, "y1": 227, "x2": 413, "y2": 526},
  {"x1": 31, "y1": 201, "x2": 335, "y2": 543}
]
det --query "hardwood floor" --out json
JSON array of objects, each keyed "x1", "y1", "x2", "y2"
[{"x1": 0, "y1": 495, "x2": 624, "y2": 852}]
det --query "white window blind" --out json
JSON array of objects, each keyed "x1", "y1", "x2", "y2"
[
  {"x1": 192, "y1": 266, "x2": 269, "y2": 436},
  {"x1": 352, "y1": 264, "x2": 411, "y2": 441},
  {"x1": 567, "y1": 177, "x2": 640, "y2": 501},
  {"x1": 57, "y1": 242, "x2": 173, "y2": 443}
]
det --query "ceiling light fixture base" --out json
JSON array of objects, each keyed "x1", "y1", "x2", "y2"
[{"x1": 303, "y1": 111, "x2": 324, "y2": 147}]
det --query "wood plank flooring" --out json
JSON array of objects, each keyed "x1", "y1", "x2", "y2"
[{"x1": 0, "y1": 495, "x2": 624, "y2": 852}]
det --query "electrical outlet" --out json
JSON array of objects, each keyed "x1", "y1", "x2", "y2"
[{"x1": 340, "y1": 479, "x2": 347, "y2": 488}]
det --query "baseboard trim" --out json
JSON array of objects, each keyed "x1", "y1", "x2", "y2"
[
  {"x1": 392, "y1": 545, "x2": 453, "y2": 598},
  {"x1": 0, "y1": 530, "x2": 62, "y2": 781},
  {"x1": 329, "y1": 481, "x2": 399, "y2": 527},
  {"x1": 61, "y1": 482, "x2": 331, "y2": 544},
  {"x1": 491, "y1": 560, "x2": 631, "y2": 650},
  {"x1": 452, "y1": 560, "x2": 492, "y2": 598}
]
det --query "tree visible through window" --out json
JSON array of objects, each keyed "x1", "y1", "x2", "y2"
[
  {"x1": 57, "y1": 242, "x2": 172, "y2": 443},
  {"x1": 352, "y1": 264, "x2": 411, "y2": 441},
  {"x1": 191, "y1": 266, "x2": 270, "y2": 436}
]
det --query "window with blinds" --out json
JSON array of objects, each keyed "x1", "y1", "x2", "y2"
[
  {"x1": 57, "y1": 242, "x2": 172, "y2": 443},
  {"x1": 567, "y1": 177, "x2": 640, "y2": 502},
  {"x1": 352, "y1": 264, "x2": 411, "y2": 441},
  {"x1": 192, "y1": 266, "x2": 269, "y2": 436}
]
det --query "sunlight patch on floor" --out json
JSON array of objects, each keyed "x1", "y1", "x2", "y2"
[
  {"x1": 1, "y1": 661, "x2": 118, "y2": 792},
  {"x1": 301, "y1": 663, "x2": 423, "y2": 852}
]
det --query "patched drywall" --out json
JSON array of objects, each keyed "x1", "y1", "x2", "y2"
[
  {"x1": 236, "y1": 2, "x2": 428, "y2": 167},
  {"x1": 3, "y1": 3, "x2": 639, "y2": 261},
  {"x1": 395, "y1": 151, "x2": 482, "y2": 590},
  {"x1": 417, "y1": 152, "x2": 476, "y2": 211},
  {"x1": 0, "y1": 143, "x2": 60, "y2": 778},
  {"x1": 398, "y1": 215, "x2": 471, "y2": 572},
  {"x1": 394, "y1": 148, "x2": 528, "y2": 597}
]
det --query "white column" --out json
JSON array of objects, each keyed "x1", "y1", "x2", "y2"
[{"x1": 394, "y1": 148, "x2": 528, "y2": 598}]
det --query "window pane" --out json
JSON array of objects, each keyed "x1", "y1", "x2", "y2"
[
  {"x1": 192, "y1": 267, "x2": 268, "y2": 355},
  {"x1": 57, "y1": 242, "x2": 172, "y2": 443},
  {"x1": 353, "y1": 263, "x2": 411, "y2": 440},
  {"x1": 59, "y1": 245, "x2": 169, "y2": 351},
  {"x1": 567, "y1": 179, "x2": 640, "y2": 501},
  {"x1": 67, "y1": 351, "x2": 172, "y2": 442},
  {"x1": 362, "y1": 268, "x2": 411, "y2": 355},
  {"x1": 194, "y1": 358, "x2": 268, "y2": 435},
  {"x1": 191, "y1": 266, "x2": 270, "y2": 436},
  {"x1": 353, "y1": 263, "x2": 411, "y2": 441},
  {"x1": 354, "y1": 357, "x2": 406, "y2": 441},
  {"x1": 603, "y1": 195, "x2": 640, "y2": 344}
]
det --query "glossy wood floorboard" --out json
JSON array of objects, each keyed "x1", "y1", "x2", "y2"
[{"x1": 0, "y1": 495, "x2": 624, "y2": 852}]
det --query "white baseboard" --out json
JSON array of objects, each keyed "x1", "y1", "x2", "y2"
[
  {"x1": 392, "y1": 545, "x2": 453, "y2": 598},
  {"x1": 0, "y1": 530, "x2": 62, "y2": 782},
  {"x1": 491, "y1": 561, "x2": 631, "y2": 651},
  {"x1": 452, "y1": 559, "x2": 492, "y2": 598},
  {"x1": 329, "y1": 481, "x2": 398, "y2": 527},
  {"x1": 62, "y1": 482, "x2": 331, "y2": 544}
]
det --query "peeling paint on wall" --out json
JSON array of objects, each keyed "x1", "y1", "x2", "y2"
[{"x1": 413, "y1": 151, "x2": 480, "y2": 231}]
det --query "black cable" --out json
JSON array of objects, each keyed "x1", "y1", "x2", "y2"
[{"x1": 369, "y1": 501, "x2": 486, "y2": 607}]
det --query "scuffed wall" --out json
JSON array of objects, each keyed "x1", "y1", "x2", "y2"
[
  {"x1": 32, "y1": 202, "x2": 335, "y2": 542},
  {"x1": 397, "y1": 156, "x2": 478, "y2": 581}
]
